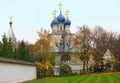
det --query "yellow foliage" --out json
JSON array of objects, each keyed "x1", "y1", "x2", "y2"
[
  {"x1": 35, "y1": 62, "x2": 45, "y2": 70},
  {"x1": 33, "y1": 29, "x2": 54, "y2": 57},
  {"x1": 35, "y1": 61, "x2": 53, "y2": 70},
  {"x1": 45, "y1": 61, "x2": 53, "y2": 68}
]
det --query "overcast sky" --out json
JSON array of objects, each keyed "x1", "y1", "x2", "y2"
[{"x1": 0, "y1": 0, "x2": 120, "y2": 44}]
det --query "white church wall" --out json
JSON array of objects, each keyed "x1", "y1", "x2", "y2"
[
  {"x1": 54, "y1": 55, "x2": 84, "y2": 74},
  {"x1": 53, "y1": 25, "x2": 58, "y2": 34},
  {"x1": 65, "y1": 25, "x2": 70, "y2": 33},
  {"x1": 69, "y1": 65, "x2": 83, "y2": 73},
  {"x1": 0, "y1": 62, "x2": 36, "y2": 83},
  {"x1": 69, "y1": 56, "x2": 84, "y2": 73}
]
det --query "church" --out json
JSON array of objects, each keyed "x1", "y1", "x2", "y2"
[{"x1": 50, "y1": 2, "x2": 90, "y2": 75}]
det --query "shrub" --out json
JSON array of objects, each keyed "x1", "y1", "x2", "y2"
[
  {"x1": 72, "y1": 72, "x2": 79, "y2": 75},
  {"x1": 59, "y1": 64, "x2": 72, "y2": 76},
  {"x1": 45, "y1": 68, "x2": 53, "y2": 76},
  {"x1": 80, "y1": 69, "x2": 87, "y2": 75},
  {"x1": 36, "y1": 67, "x2": 44, "y2": 78}
]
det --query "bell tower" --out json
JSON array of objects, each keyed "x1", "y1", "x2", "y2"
[{"x1": 8, "y1": 16, "x2": 17, "y2": 49}]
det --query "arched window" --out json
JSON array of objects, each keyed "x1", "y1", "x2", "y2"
[{"x1": 60, "y1": 25, "x2": 62, "y2": 31}]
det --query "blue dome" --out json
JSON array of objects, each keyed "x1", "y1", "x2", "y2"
[
  {"x1": 57, "y1": 13, "x2": 65, "y2": 22},
  {"x1": 64, "y1": 19, "x2": 71, "y2": 25},
  {"x1": 51, "y1": 18, "x2": 58, "y2": 27}
]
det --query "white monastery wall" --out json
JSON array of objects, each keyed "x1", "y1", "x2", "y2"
[{"x1": 0, "y1": 62, "x2": 36, "y2": 83}]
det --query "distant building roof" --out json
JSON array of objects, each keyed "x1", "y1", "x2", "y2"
[{"x1": 0, "y1": 57, "x2": 35, "y2": 66}]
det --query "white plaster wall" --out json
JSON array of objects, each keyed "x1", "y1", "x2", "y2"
[
  {"x1": 0, "y1": 62, "x2": 36, "y2": 83},
  {"x1": 69, "y1": 65, "x2": 83, "y2": 73},
  {"x1": 65, "y1": 25, "x2": 70, "y2": 33}
]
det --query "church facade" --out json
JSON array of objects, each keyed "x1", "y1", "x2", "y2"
[{"x1": 50, "y1": 2, "x2": 85, "y2": 75}]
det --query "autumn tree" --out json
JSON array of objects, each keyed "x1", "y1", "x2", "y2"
[
  {"x1": 91, "y1": 26, "x2": 106, "y2": 66},
  {"x1": 73, "y1": 25, "x2": 93, "y2": 71},
  {"x1": 113, "y1": 34, "x2": 120, "y2": 71},
  {"x1": 33, "y1": 28, "x2": 55, "y2": 76},
  {"x1": 92, "y1": 26, "x2": 117, "y2": 67}
]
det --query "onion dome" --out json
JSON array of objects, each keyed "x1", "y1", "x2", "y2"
[
  {"x1": 51, "y1": 18, "x2": 58, "y2": 27},
  {"x1": 64, "y1": 19, "x2": 71, "y2": 25},
  {"x1": 57, "y1": 13, "x2": 65, "y2": 22}
]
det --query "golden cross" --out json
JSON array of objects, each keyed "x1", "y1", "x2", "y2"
[
  {"x1": 65, "y1": 12, "x2": 67, "y2": 18},
  {"x1": 52, "y1": 9, "x2": 57, "y2": 18},
  {"x1": 58, "y1": 1, "x2": 63, "y2": 12},
  {"x1": 65, "y1": 9, "x2": 69, "y2": 18}
]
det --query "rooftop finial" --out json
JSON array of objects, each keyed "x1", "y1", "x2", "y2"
[
  {"x1": 58, "y1": 1, "x2": 63, "y2": 13},
  {"x1": 52, "y1": 9, "x2": 57, "y2": 18},
  {"x1": 65, "y1": 9, "x2": 69, "y2": 19},
  {"x1": 9, "y1": 16, "x2": 12, "y2": 24}
]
